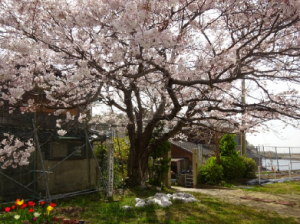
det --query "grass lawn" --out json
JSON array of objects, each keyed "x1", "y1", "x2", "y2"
[
  {"x1": 51, "y1": 187, "x2": 299, "y2": 224},
  {"x1": 241, "y1": 180, "x2": 300, "y2": 195}
]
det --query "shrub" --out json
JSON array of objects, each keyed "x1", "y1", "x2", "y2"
[
  {"x1": 197, "y1": 155, "x2": 255, "y2": 185},
  {"x1": 240, "y1": 156, "x2": 257, "y2": 178},
  {"x1": 221, "y1": 156, "x2": 246, "y2": 180},
  {"x1": 219, "y1": 134, "x2": 238, "y2": 157},
  {"x1": 197, "y1": 157, "x2": 223, "y2": 185},
  {"x1": 149, "y1": 141, "x2": 171, "y2": 187}
]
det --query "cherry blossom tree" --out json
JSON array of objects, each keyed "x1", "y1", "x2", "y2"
[
  {"x1": 0, "y1": 134, "x2": 35, "y2": 169},
  {"x1": 0, "y1": 0, "x2": 300, "y2": 186},
  {"x1": 176, "y1": 120, "x2": 237, "y2": 165}
]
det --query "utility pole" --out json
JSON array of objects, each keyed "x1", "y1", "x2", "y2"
[
  {"x1": 107, "y1": 128, "x2": 114, "y2": 200},
  {"x1": 241, "y1": 78, "x2": 246, "y2": 156}
]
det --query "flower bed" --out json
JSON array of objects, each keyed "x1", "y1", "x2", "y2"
[{"x1": 0, "y1": 199, "x2": 56, "y2": 223}]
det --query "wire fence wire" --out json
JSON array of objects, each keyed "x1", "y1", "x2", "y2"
[
  {"x1": 0, "y1": 152, "x2": 36, "y2": 203},
  {"x1": 256, "y1": 146, "x2": 300, "y2": 172},
  {"x1": 0, "y1": 140, "x2": 110, "y2": 203},
  {"x1": 0, "y1": 119, "x2": 109, "y2": 204}
]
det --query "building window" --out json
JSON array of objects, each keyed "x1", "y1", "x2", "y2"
[{"x1": 49, "y1": 140, "x2": 85, "y2": 160}]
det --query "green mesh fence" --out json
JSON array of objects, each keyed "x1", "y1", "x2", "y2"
[{"x1": 0, "y1": 109, "x2": 107, "y2": 203}]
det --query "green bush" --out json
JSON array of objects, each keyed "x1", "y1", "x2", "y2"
[
  {"x1": 240, "y1": 156, "x2": 257, "y2": 178},
  {"x1": 221, "y1": 156, "x2": 246, "y2": 180},
  {"x1": 219, "y1": 134, "x2": 238, "y2": 157},
  {"x1": 197, "y1": 155, "x2": 256, "y2": 185},
  {"x1": 197, "y1": 157, "x2": 223, "y2": 185},
  {"x1": 149, "y1": 141, "x2": 171, "y2": 187}
]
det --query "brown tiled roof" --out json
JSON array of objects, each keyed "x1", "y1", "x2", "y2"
[
  {"x1": 171, "y1": 140, "x2": 260, "y2": 159},
  {"x1": 170, "y1": 140, "x2": 214, "y2": 156},
  {"x1": 246, "y1": 147, "x2": 260, "y2": 158}
]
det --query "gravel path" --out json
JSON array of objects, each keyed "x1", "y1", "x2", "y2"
[{"x1": 172, "y1": 186, "x2": 300, "y2": 218}]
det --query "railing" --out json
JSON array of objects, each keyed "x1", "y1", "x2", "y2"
[
  {"x1": 257, "y1": 163, "x2": 297, "y2": 185},
  {"x1": 256, "y1": 146, "x2": 300, "y2": 171},
  {"x1": 185, "y1": 174, "x2": 193, "y2": 188}
]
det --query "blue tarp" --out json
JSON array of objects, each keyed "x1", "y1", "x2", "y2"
[{"x1": 246, "y1": 175, "x2": 300, "y2": 186}]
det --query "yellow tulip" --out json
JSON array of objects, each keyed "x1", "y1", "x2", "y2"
[
  {"x1": 47, "y1": 205, "x2": 54, "y2": 215},
  {"x1": 16, "y1": 199, "x2": 24, "y2": 206}
]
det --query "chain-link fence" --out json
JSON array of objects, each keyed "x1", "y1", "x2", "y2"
[
  {"x1": 0, "y1": 110, "x2": 109, "y2": 203},
  {"x1": 256, "y1": 146, "x2": 300, "y2": 172}
]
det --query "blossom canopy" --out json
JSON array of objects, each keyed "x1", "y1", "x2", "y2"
[{"x1": 0, "y1": 0, "x2": 300, "y2": 185}]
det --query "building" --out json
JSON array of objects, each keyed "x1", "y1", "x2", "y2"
[
  {"x1": 170, "y1": 140, "x2": 214, "y2": 174},
  {"x1": 0, "y1": 92, "x2": 105, "y2": 203}
]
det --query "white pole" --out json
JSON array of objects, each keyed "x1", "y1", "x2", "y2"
[
  {"x1": 289, "y1": 163, "x2": 291, "y2": 180},
  {"x1": 289, "y1": 147, "x2": 292, "y2": 171},
  {"x1": 258, "y1": 166, "x2": 261, "y2": 185}
]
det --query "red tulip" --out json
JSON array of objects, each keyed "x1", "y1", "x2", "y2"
[
  {"x1": 49, "y1": 203, "x2": 56, "y2": 207},
  {"x1": 28, "y1": 201, "x2": 35, "y2": 207},
  {"x1": 29, "y1": 208, "x2": 34, "y2": 213},
  {"x1": 4, "y1": 207, "x2": 10, "y2": 213},
  {"x1": 15, "y1": 199, "x2": 21, "y2": 206},
  {"x1": 40, "y1": 201, "x2": 45, "y2": 205}
]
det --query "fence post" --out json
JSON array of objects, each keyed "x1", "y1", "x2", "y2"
[
  {"x1": 275, "y1": 147, "x2": 279, "y2": 171},
  {"x1": 289, "y1": 163, "x2": 291, "y2": 180},
  {"x1": 258, "y1": 166, "x2": 261, "y2": 185},
  {"x1": 85, "y1": 130, "x2": 107, "y2": 191},
  {"x1": 258, "y1": 146, "x2": 261, "y2": 167},
  {"x1": 32, "y1": 119, "x2": 51, "y2": 203},
  {"x1": 192, "y1": 148, "x2": 199, "y2": 188},
  {"x1": 107, "y1": 129, "x2": 114, "y2": 199},
  {"x1": 198, "y1": 144, "x2": 203, "y2": 165},
  {"x1": 289, "y1": 147, "x2": 292, "y2": 171}
]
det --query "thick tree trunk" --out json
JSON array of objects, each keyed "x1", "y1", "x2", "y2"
[
  {"x1": 126, "y1": 145, "x2": 150, "y2": 187},
  {"x1": 127, "y1": 158, "x2": 142, "y2": 186}
]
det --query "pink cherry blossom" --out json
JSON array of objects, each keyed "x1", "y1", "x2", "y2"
[{"x1": 0, "y1": 1, "x2": 299, "y2": 185}]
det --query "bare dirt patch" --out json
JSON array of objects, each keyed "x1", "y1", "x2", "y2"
[
  {"x1": 55, "y1": 206, "x2": 85, "y2": 217},
  {"x1": 172, "y1": 186, "x2": 300, "y2": 219}
]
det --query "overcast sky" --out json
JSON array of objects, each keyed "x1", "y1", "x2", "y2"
[
  {"x1": 93, "y1": 105, "x2": 300, "y2": 145},
  {"x1": 247, "y1": 120, "x2": 300, "y2": 152}
]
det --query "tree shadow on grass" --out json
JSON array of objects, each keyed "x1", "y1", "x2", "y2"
[{"x1": 55, "y1": 192, "x2": 298, "y2": 224}]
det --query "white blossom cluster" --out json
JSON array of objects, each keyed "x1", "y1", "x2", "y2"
[
  {"x1": 55, "y1": 112, "x2": 87, "y2": 136},
  {"x1": 0, "y1": 134, "x2": 35, "y2": 169},
  {"x1": 171, "y1": 133, "x2": 188, "y2": 142}
]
